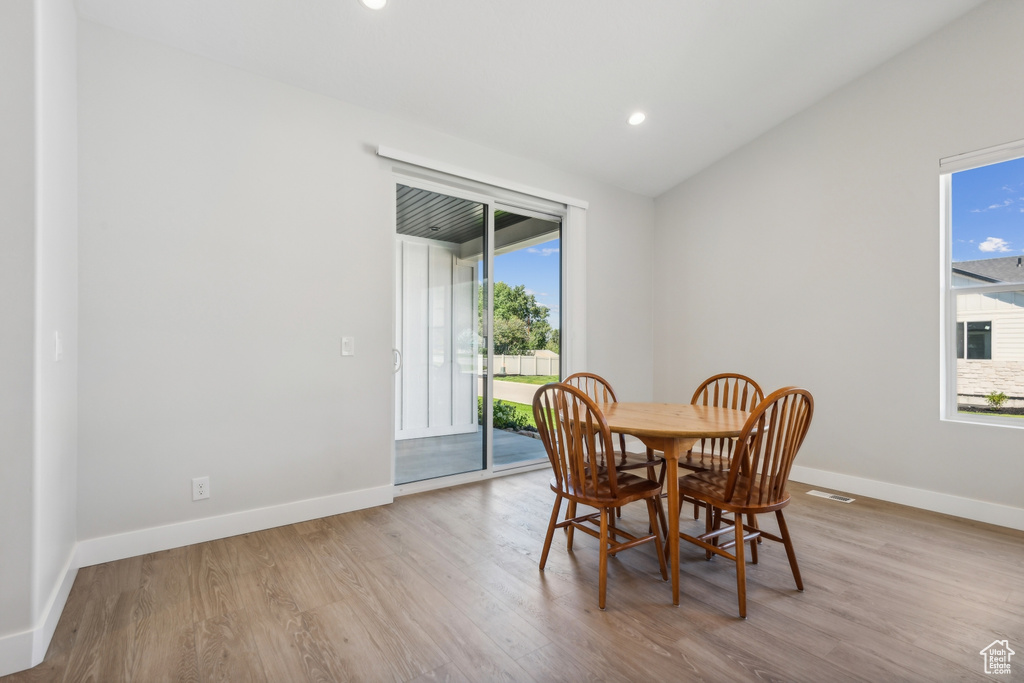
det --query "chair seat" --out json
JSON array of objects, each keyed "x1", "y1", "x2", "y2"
[
  {"x1": 552, "y1": 470, "x2": 662, "y2": 507},
  {"x1": 678, "y1": 449, "x2": 729, "y2": 473},
  {"x1": 615, "y1": 450, "x2": 665, "y2": 472},
  {"x1": 678, "y1": 470, "x2": 791, "y2": 514}
]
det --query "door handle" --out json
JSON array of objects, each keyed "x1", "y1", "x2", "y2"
[{"x1": 393, "y1": 348, "x2": 402, "y2": 374}]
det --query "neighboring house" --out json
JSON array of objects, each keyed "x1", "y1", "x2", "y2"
[{"x1": 952, "y1": 256, "x2": 1024, "y2": 404}]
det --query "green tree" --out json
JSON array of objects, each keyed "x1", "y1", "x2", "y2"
[
  {"x1": 482, "y1": 281, "x2": 551, "y2": 351},
  {"x1": 529, "y1": 319, "x2": 551, "y2": 350},
  {"x1": 546, "y1": 328, "x2": 560, "y2": 354},
  {"x1": 493, "y1": 316, "x2": 530, "y2": 354}
]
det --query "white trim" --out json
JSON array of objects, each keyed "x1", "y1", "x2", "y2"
[
  {"x1": 377, "y1": 146, "x2": 588, "y2": 209},
  {"x1": 790, "y1": 465, "x2": 1024, "y2": 531},
  {"x1": 562, "y1": 204, "x2": 587, "y2": 375},
  {"x1": 0, "y1": 630, "x2": 33, "y2": 678},
  {"x1": 939, "y1": 137, "x2": 1024, "y2": 173},
  {"x1": 939, "y1": 172, "x2": 954, "y2": 419},
  {"x1": 76, "y1": 485, "x2": 393, "y2": 568},
  {"x1": 0, "y1": 553, "x2": 76, "y2": 677}
]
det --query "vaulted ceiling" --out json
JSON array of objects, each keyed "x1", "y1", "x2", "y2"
[{"x1": 77, "y1": 0, "x2": 986, "y2": 197}]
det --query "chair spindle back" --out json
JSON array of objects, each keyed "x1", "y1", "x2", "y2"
[
  {"x1": 723, "y1": 387, "x2": 814, "y2": 508},
  {"x1": 689, "y1": 373, "x2": 764, "y2": 467},
  {"x1": 533, "y1": 383, "x2": 620, "y2": 500}
]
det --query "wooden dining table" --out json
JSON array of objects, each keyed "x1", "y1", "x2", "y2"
[{"x1": 600, "y1": 401, "x2": 751, "y2": 606}]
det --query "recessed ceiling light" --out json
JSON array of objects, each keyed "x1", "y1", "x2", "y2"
[
  {"x1": 628, "y1": 112, "x2": 646, "y2": 126},
  {"x1": 360, "y1": 0, "x2": 386, "y2": 9}
]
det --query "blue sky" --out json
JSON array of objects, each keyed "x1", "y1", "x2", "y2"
[
  {"x1": 493, "y1": 237, "x2": 561, "y2": 329},
  {"x1": 951, "y1": 155, "x2": 1024, "y2": 263}
]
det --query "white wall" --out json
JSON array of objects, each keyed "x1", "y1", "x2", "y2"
[
  {"x1": 77, "y1": 21, "x2": 655, "y2": 545},
  {"x1": 35, "y1": 0, "x2": 79, "y2": 627},
  {"x1": 653, "y1": 0, "x2": 1024, "y2": 524},
  {"x1": 0, "y1": 0, "x2": 79, "y2": 675},
  {"x1": 0, "y1": 0, "x2": 38, "y2": 649}
]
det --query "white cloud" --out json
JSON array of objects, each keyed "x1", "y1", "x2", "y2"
[
  {"x1": 979, "y1": 237, "x2": 1012, "y2": 252},
  {"x1": 982, "y1": 199, "x2": 1015, "y2": 210},
  {"x1": 527, "y1": 247, "x2": 560, "y2": 257}
]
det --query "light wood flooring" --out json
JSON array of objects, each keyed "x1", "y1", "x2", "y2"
[{"x1": 4, "y1": 471, "x2": 1022, "y2": 682}]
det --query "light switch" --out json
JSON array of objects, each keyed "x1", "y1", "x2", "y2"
[{"x1": 341, "y1": 337, "x2": 355, "y2": 356}]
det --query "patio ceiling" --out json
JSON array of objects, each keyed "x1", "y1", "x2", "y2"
[{"x1": 396, "y1": 185, "x2": 531, "y2": 245}]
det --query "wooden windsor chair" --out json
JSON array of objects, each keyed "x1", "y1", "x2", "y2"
[
  {"x1": 676, "y1": 386, "x2": 814, "y2": 618},
  {"x1": 533, "y1": 382, "x2": 668, "y2": 609}
]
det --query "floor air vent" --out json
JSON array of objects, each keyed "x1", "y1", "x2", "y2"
[{"x1": 806, "y1": 490, "x2": 855, "y2": 503}]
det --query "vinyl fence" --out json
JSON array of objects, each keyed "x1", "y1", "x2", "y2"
[{"x1": 476, "y1": 354, "x2": 560, "y2": 377}]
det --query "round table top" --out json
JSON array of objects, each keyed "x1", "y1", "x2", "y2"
[{"x1": 600, "y1": 401, "x2": 750, "y2": 439}]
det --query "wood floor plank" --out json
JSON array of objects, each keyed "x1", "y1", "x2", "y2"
[
  {"x1": 260, "y1": 526, "x2": 345, "y2": 613},
  {"x1": 59, "y1": 591, "x2": 134, "y2": 683},
  {"x1": 194, "y1": 611, "x2": 266, "y2": 683},
  {"x1": 188, "y1": 539, "x2": 243, "y2": 624},
  {"x1": 405, "y1": 662, "x2": 473, "y2": 683},
  {"x1": 515, "y1": 642, "x2": 635, "y2": 683},
  {"x1": 305, "y1": 598, "x2": 442, "y2": 683},
  {"x1": 383, "y1": 517, "x2": 551, "y2": 661},
  {"x1": 316, "y1": 509, "x2": 397, "y2": 562},
  {"x1": 363, "y1": 553, "x2": 537, "y2": 683},
  {"x1": 223, "y1": 530, "x2": 277, "y2": 576},
  {"x1": 233, "y1": 566, "x2": 349, "y2": 683}
]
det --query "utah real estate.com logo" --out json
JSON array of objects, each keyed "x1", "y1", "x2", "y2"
[{"x1": 980, "y1": 640, "x2": 1014, "y2": 676}]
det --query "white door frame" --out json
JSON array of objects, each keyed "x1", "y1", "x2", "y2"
[{"x1": 386, "y1": 160, "x2": 586, "y2": 496}]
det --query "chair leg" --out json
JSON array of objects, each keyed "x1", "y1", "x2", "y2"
[
  {"x1": 776, "y1": 509, "x2": 803, "y2": 591},
  {"x1": 734, "y1": 514, "x2": 747, "y2": 618},
  {"x1": 539, "y1": 494, "x2": 562, "y2": 570},
  {"x1": 646, "y1": 499, "x2": 668, "y2": 580},
  {"x1": 565, "y1": 500, "x2": 577, "y2": 551},
  {"x1": 598, "y1": 508, "x2": 609, "y2": 610},
  {"x1": 654, "y1": 495, "x2": 667, "y2": 539},
  {"x1": 704, "y1": 507, "x2": 720, "y2": 561},
  {"x1": 747, "y1": 514, "x2": 759, "y2": 564}
]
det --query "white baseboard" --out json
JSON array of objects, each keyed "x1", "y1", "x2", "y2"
[
  {"x1": 0, "y1": 551, "x2": 77, "y2": 678},
  {"x1": 77, "y1": 484, "x2": 394, "y2": 568},
  {"x1": 790, "y1": 465, "x2": 1024, "y2": 531},
  {"x1": 0, "y1": 629, "x2": 34, "y2": 679}
]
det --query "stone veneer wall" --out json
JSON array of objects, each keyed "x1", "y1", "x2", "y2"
[{"x1": 957, "y1": 360, "x2": 1024, "y2": 407}]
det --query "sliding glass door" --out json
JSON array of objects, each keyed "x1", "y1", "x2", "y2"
[
  {"x1": 491, "y1": 206, "x2": 561, "y2": 471},
  {"x1": 394, "y1": 184, "x2": 487, "y2": 484},
  {"x1": 393, "y1": 185, "x2": 562, "y2": 485}
]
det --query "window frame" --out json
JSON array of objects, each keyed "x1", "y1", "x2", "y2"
[
  {"x1": 940, "y1": 140, "x2": 1024, "y2": 426},
  {"x1": 956, "y1": 320, "x2": 993, "y2": 360}
]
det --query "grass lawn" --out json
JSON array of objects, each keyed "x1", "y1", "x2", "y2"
[
  {"x1": 495, "y1": 374, "x2": 558, "y2": 386},
  {"x1": 958, "y1": 409, "x2": 1024, "y2": 419}
]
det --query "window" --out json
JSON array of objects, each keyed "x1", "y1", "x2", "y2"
[
  {"x1": 956, "y1": 321, "x2": 992, "y2": 359},
  {"x1": 941, "y1": 144, "x2": 1024, "y2": 422}
]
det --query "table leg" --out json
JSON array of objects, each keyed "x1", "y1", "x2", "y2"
[{"x1": 664, "y1": 440, "x2": 680, "y2": 606}]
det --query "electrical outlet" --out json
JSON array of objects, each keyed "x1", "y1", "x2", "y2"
[{"x1": 192, "y1": 476, "x2": 210, "y2": 501}]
